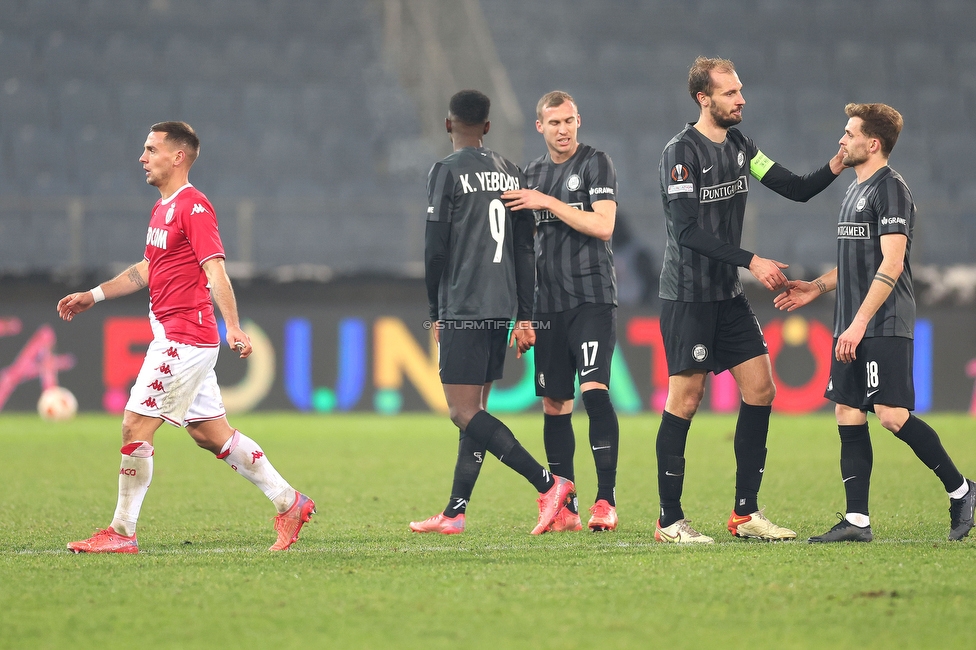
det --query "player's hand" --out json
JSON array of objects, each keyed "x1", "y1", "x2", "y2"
[
  {"x1": 509, "y1": 320, "x2": 536, "y2": 358},
  {"x1": 748, "y1": 255, "x2": 789, "y2": 291},
  {"x1": 57, "y1": 292, "x2": 95, "y2": 321},
  {"x1": 829, "y1": 144, "x2": 846, "y2": 175},
  {"x1": 773, "y1": 280, "x2": 818, "y2": 312},
  {"x1": 835, "y1": 322, "x2": 866, "y2": 363},
  {"x1": 502, "y1": 188, "x2": 550, "y2": 212},
  {"x1": 226, "y1": 326, "x2": 252, "y2": 359},
  {"x1": 433, "y1": 321, "x2": 441, "y2": 344}
]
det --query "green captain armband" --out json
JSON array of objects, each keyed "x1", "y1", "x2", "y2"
[{"x1": 750, "y1": 150, "x2": 775, "y2": 180}]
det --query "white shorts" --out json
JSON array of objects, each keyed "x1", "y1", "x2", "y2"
[{"x1": 125, "y1": 336, "x2": 226, "y2": 427}]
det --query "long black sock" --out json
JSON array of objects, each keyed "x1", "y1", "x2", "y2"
[
  {"x1": 839, "y1": 423, "x2": 872, "y2": 515},
  {"x1": 583, "y1": 389, "x2": 618, "y2": 506},
  {"x1": 443, "y1": 429, "x2": 486, "y2": 517},
  {"x1": 894, "y1": 415, "x2": 964, "y2": 492},
  {"x1": 465, "y1": 410, "x2": 553, "y2": 493},
  {"x1": 657, "y1": 410, "x2": 691, "y2": 528},
  {"x1": 544, "y1": 412, "x2": 576, "y2": 512},
  {"x1": 543, "y1": 413, "x2": 575, "y2": 481},
  {"x1": 733, "y1": 401, "x2": 771, "y2": 516}
]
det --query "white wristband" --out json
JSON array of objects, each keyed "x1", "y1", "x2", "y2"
[{"x1": 90, "y1": 286, "x2": 105, "y2": 303}]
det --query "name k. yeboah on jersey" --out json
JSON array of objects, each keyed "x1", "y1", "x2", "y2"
[
  {"x1": 524, "y1": 143, "x2": 618, "y2": 313},
  {"x1": 426, "y1": 147, "x2": 529, "y2": 320}
]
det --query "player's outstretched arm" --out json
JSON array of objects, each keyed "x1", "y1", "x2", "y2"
[
  {"x1": 755, "y1": 145, "x2": 844, "y2": 202},
  {"x1": 747, "y1": 255, "x2": 790, "y2": 291},
  {"x1": 57, "y1": 260, "x2": 149, "y2": 321},
  {"x1": 202, "y1": 257, "x2": 252, "y2": 359},
  {"x1": 774, "y1": 268, "x2": 837, "y2": 312}
]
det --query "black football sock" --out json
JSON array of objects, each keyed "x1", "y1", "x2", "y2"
[
  {"x1": 894, "y1": 415, "x2": 964, "y2": 492},
  {"x1": 544, "y1": 413, "x2": 577, "y2": 512},
  {"x1": 465, "y1": 410, "x2": 554, "y2": 493},
  {"x1": 657, "y1": 410, "x2": 691, "y2": 528},
  {"x1": 839, "y1": 423, "x2": 872, "y2": 516},
  {"x1": 583, "y1": 389, "x2": 618, "y2": 506},
  {"x1": 443, "y1": 429, "x2": 485, "y2": 518},
  {"x1": 733, "y1": 401, "x2": 771, "y2": 516}
]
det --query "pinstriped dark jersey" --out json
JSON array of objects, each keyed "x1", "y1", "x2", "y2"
[
  {"x1": 659, "y1": 125, "x2": 758, "y2": 302},
  {"x1": 834, "y1": 166, "x2": 915, "y2": 339},
  {"x1": 525, "y1": 143, "x2": 617, "y2": 313},
  {"x1": 426, "y1": 147, "x2": 528, "y2": 320}
]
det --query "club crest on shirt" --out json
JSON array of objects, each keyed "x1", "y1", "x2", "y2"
[
  {"x1": 566, "y1": 174, "x2": 582, "y2": 191},
  {"x1": 165, "y1": 203, "x2": 176, "y2": 224},
  {"x1": 737, "y1": 152, "x2": 745, "y2": 167},
  {"x1": 856, "y1": 197, "x2": 867, "y2": 212}
]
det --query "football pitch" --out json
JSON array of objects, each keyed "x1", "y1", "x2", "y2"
[{"x1": 1, "y1": 412, "x2": 974, "y2": 649}]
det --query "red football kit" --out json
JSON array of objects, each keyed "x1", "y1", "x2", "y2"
[{"x1": 143, "y1": 184, "x2": 224, "y2": 347}]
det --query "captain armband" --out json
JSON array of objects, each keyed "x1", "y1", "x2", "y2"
[
  {"x1": 749, "y1": 150, "x2": 775, "y2": 181},
  {"x1": 873, "y1": 272, "x2": 896, "y2": 289}
]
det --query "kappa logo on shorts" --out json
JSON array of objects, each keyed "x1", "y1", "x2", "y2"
[
  {"x1": 147, "y1": 380, "x2": 165, "y2": 392},
  {"x1": 141, "y1": 397, "x2": 158, "y2": 408},
  {"x1": 156, "y1": 363, "x2": 173, "y2": 376},
  {"x1": 692, "y1": 344, "x2": 708, "y2": 362},
  {"x1": 164, "y1": 347, "x2": 181, "y2": 359},
  {"x1": 538, "y1": 373, "x2": 546, "y2": 388}
]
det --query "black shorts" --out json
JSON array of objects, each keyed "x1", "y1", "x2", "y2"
[
  {"x1": 660, "y1": 295, "x2": 768, "y2": 375},
  {"x1": 534, "y1": 303, "x2": 616, "y2": 400},
  {"x1": 825, "y1": 336, "x2": 915, "y2": 412},
  {"x1": 438, "y1": 320, "x2": 509, "y2": 385}
]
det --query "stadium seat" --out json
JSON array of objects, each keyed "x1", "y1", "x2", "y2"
[{"x1": 59, "y1": 80, "x2": 113, "y2": 133}]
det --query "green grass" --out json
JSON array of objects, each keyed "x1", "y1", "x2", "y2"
[{"x1": 1, "y1": 412, "x2": 974, "y2": 649}]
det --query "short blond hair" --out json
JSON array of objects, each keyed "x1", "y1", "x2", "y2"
[{"x1": 536, "y1": 90, "x2": 577, "y2": 121}]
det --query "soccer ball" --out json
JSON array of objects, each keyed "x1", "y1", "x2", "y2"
[{"x1": 37, "y1": 386, "x2": 78, "y2": 422}]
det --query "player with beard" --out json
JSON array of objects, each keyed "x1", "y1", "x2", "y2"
[
  {"x1": 655, "y1": 57, "x2": 845, "y2": 543},
  {"x1": 59, "y1": 122, "x2": 314, "y2": 553},
  {"x1": 775, "y1": 103, "x2": 975, "y2": 542}
]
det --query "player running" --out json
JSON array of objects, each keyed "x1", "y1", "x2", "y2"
[{"x1": 58, "y1": 122, "x2": 314, "y2": 553}]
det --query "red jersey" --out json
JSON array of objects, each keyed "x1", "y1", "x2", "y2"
[{"x1": 144, "y1": 184, "x2": 225, "y2": 346}]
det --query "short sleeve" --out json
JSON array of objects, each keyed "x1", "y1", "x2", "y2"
[
  {"x1": 584, "y1": 151, "x2": 617, "y2": 203},
  {"x1": 661, "y1": 140, "x2": 697, "y2": 202},
  {"x1": 875, "y1": 177, "x2": 912, "y2": 236},
  {"x1": 178, "y1": 199, "x2": 224, "y2": 265}
]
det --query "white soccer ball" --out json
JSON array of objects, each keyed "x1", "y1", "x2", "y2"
[{"x1": 37, "y1": 386, "x2": 78, "y2": 422}]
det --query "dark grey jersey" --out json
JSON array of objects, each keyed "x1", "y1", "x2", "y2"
[
  {"x1": 834, "y1": 166, "x2": 915, "y2": 338},
  {"x1": 525, "y1": 143, "x2": 618, "y2": 313},
  {"x1": 426, "y1": 147, "x2": 531, "y2": 320},
  {"x1": 659, "y1": 125, "x2": 758, "y2": 302},
  {"x1": 660, "y1": 124, "x2": 840, "y2": 303}
]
